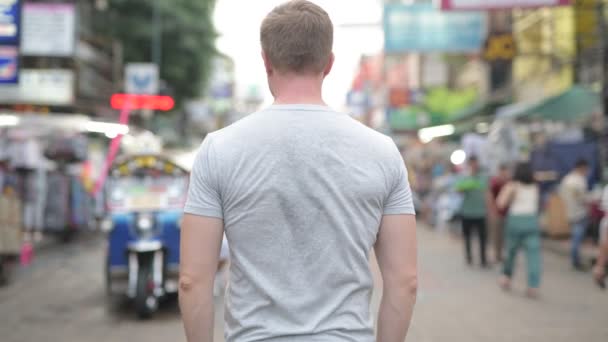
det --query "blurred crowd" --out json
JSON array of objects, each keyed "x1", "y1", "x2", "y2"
[{"x1": 409, "y1": 151, "x2": 608, "y2": 293}]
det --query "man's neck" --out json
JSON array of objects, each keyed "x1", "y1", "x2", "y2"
[{"x1": 271, "y1": 74, "x2": 326, "y2": 106}]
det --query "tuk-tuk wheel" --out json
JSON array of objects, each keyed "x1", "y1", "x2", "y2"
[{"x1": 135, "y1": 264, "x2": 157, "y2": 319}]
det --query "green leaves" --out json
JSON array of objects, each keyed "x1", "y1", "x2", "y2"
[{"x1": 95, "y1": 0, "x2": 217, "y2": 107}]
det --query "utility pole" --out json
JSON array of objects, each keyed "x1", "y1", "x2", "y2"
[
  {"x1": 144, "y1": 0, "x2": 162, "y2": 132},
  {"x1": 152, "y1": 0, "x2": 162, "y2": 68}
]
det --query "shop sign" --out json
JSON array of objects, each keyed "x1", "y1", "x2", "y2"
[
  {"x1": 21, "y1": 3, "x2": 76, "y2": 57},
  {"x1": 388, "y1": 88, "x2": 410, "y2": 108},
  {"x1": 0, "y1": 45, "x2": 18, "y2": 84},
  {"x1": 440, "y1": 0, "x2": 570, "y2": 10},
  {"x1": 347, "y1": 90, "x2": 371, "y2": 119},
  {"x1": 484, "y1": 34, "x2": 516, "y2": 61},
  {"x1": 0, "y1": 0, "x2": 20, "y2": 44},
  {"x1": 384, "y1": 3, "x2": 486, "y2": 53},
  {"x1": 125, "y1": 63, "x2": 159, "y2": 95},
  {"x1": 0, "y1": 69, "x2": 74, "y2": 105}
]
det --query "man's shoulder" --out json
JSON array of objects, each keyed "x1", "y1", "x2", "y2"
[{"x1": 208, "y1": 107, "x2": 396, "y2": 148}]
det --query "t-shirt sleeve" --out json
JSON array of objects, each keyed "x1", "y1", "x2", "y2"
[
  {"x1": 384, "y1": 144, "x2": 416, "y2": 216},
  {"x1": 183, "y1": 135, "x2": 223, "y2": 219}
]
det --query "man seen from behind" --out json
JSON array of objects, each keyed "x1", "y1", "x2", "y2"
[{"x1": 179, "y1": 1, "x2": 417, "y2": 341}]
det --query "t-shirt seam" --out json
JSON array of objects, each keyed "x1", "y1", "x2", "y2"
[
  {"x1": 206, "y1": 134, "x2": 223, "y2": 205},
  {"x1": 383, "y1": 207, "x2": 416, "y2": 215}
]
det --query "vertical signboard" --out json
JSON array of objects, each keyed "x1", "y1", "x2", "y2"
[
  {"x1": 384, "y1": 3, "x2": 486, "y2": 53},
  {"x1": 0, "y1": 45, "x2": 18, "y2": 84},
  {"x1": 21, "y1": 3, "x2": 76, "y2": 57}
]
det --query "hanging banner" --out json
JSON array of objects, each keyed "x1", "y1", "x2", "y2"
[
  {"x1": 0, "y1": 0, "x2": 20, "y2": 45},
  {"x1": 384, "y1": 4, "x2": 486, "y2": 53},
  {"x1": 0, "y1": 45, "x2": 18, "y2": 84},
  {"x1": 440, "y1": 0, "x2": 570, "y2": 11}
]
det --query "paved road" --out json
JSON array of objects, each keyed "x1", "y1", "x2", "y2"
[{"x1": 1, "y1": 228, "x2": 607, "y2": 342}]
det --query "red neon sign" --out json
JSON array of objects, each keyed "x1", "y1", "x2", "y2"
[{"x1": 111, "y1": 94, "x2": 175, "y2": 111}]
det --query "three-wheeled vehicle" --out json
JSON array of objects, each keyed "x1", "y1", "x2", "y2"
[{"x1": 102, "y1": 154, "x2": 188, "y2": 318}]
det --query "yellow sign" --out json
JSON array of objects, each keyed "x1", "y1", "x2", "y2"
[{"x1": 484, "y1": 34, "x2": 516, "y2": 61}]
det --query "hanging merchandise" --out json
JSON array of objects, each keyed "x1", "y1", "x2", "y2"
[
  {"x1": 44, "y1": 172, "x2": 70, "y2": 232},
  {"x1": 44, "y1": 134, "x2": 88, "y2": 163},
  {"x1": 70, "y1": 178, "x2": 91, "y2": 229},
  {"x1": 0, "y1": 186, "x2": 22, "y2": 256},
  {"x1": 8, "y1": 137, "x2": 43, "y2": 171}
]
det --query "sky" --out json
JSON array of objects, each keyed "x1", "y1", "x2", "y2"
[{"x1": 213, "y1": 0, "x2": 384, "y2": 110}]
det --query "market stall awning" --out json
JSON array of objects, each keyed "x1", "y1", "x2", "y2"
[
  {"x1": 450, "y1": 101, "x2": 506, "y2": 123},
  {"x1": 499, "y1": 86, "x2": 600, "y2": 122}
]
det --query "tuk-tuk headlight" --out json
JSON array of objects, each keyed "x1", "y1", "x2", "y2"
[
  {"x1": 137, "y1": 214, "x2": 154, "y2": 231},
  {"x1": 100, "y1": 218, "x2": 113, "y2": 233}
]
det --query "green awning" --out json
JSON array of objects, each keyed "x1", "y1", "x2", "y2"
[{"x1": 507, "y1": 86, "x2": 600, "y2": 121}]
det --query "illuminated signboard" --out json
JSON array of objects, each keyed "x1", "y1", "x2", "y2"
[
  {"x1": 0, "y1": 0, "x2": 20, "y2": 44},
  {"x1": 111, "y1": 94, "x2": 175, "y2": 111}
]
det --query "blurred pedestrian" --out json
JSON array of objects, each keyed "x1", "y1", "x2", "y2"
[
  {"x1": 455, "y1": 156, "x2": 489, "y2": 267},
  {"x1": 489, "y1": 164, "x2": 511, "y2": 263},
  {"x1": 179, "y1": 1, "x2": 417, "y2": 342},
  {"x1": 559, "y1": 159, "x2": 591, "y2": 270},
  {"x1": 592, "y1": 184, "x2": 608, "y2": 289},
  {"x1": 497, "y1": 162, "x2": 542, "y2": 298},
  {"x1": 433, "y1": 164, "x2": 461, "y2": 233}
]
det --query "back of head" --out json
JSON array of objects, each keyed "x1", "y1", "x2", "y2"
[
  {"x1": 261, "y1": 0, "x2": 334, "y2": 75},
  {"x1": 513, "y1": 162, "x2": 534, "y2": 185},
  {"x1": 575, "y1": 158, "x2": 589, "y2": 171}
]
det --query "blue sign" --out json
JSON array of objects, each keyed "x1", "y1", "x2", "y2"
[
  {"x1": 210, "y1": 83, "x2": 233, "y2": 99},
  {"x1": 0, "y1": 0, "x2": 20, "y2": 44},
  {"x1": 0, "y1": 45, "x2": 18, "y2": 84},
  {"x1": 384, "y1": 3, "x2": 486, "y2": 53}
]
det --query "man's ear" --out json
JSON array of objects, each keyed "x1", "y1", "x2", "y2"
[
  {"x1": 323, "y1": 53, "x2": 335, "y2": 77},
  {"x1": 262, "y1": 51, "x2": 273, "y2": 76}
]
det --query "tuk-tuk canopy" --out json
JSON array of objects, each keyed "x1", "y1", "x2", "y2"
[{"x1": 110, "y1": 154, "x2": 189, "y2": 178}]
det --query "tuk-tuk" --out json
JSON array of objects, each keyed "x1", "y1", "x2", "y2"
[{"x1": 102, "y1": 154, "x2": 188, "y2": 318}]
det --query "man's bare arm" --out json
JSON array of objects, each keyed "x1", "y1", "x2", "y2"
[
  {"x1": 375, "y1": 214, "x2": 417, "y2": 342},
  {"x1": 179, "y1": 214, "x2": 224, "y2": 342}
]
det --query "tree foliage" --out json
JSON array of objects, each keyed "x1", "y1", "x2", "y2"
[{"x1": 95, "y1": 0, "x2": 217, "y2": 105}]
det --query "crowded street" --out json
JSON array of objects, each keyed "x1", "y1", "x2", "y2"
[
  {"x1": 1, "y1": 227, "x2": 606, "y2": 342},
  {"x1": 3, "y1": 0, "x2": 608, "y2": 341}
]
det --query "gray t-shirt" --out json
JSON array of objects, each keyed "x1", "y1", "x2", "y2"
[{"x1": 185, "y1": 104, "x2": 415, "y2": 342}]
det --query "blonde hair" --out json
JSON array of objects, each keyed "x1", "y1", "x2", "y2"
[{"x1": 261, "y1": 0, "x2": 333, "y2": 75}]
